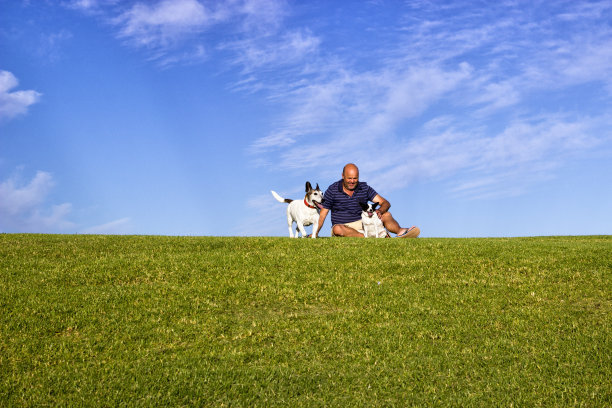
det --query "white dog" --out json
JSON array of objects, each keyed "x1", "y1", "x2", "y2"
[
  {"x1": 359, "y1": 201, "x2": 389, "y2": 238},
  {"x1": 271, "y1": 182, "x2": 324, "y2": 238}
]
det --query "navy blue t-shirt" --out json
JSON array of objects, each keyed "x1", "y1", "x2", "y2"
[{"x1": 322, "y1": 180, "x2": 378, "y2": 225}]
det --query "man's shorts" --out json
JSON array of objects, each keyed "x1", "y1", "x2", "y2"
[{"x1": 331, "y1": 219, "x2": 364, "y2": 236}]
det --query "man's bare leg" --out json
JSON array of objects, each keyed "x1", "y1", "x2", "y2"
[
  {"x1": 380, "y1": 212, "x2": 401, "y2": 234},
  {"x1": 380, "y1": 212, "x2": 417, "y2": 237},
  {"x1": 332, "y1": 224, "x2": 364, "y2": 237}
]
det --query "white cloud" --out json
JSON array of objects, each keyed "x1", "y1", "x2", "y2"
[
  {"x1": 30, "y1": 203, "x2": 76, "y2": 232},
  {"x1": 61, "y1": 1, "x2": 611, "y2": 203},
  {"x1": 245, "y1": 1, "x2": 612, "y2": 201},
  {"x1": 0, "y1": 171, "x2": 54, "y2": 216},
  {"x1": 226, "y1": 29, "x2": 320, "y2": 73},
  {"x1": 0, "y1": 71, "x2": 41, "y2": 122},
  {"x1": 65, "y1": 0, "x2": 100, "y2": 11},
  {"x1": 63, "y1": 0, "x2": 120, "y2": 14},
  {"x1": 251, "y1": 62, "x2": 472, "y2": 163},
  {"x1": 558, "y1": 38, "x2": 612, "y2": 89},
  {"x1": 115, "y1": 0, "x2": 210, "y2": 48},
  {"x1": 0, "y1": 169, "x2": 132, "y2": 234},
  {"x1": 236, "y1": 190, "x2": 312, "y2": 236},
  {"x1": 365, "y1": 114, "x2": 608, "y2": 196},
  {"x1": 81, "y1": 217, "x2": 132, "y2": 234},
  {"x1": 106, "y1": 0, "x2": 289, "y2": 66},
  {"x1": 0, "y1": 170, "x2": 75, "y2": 233},
  {"x1": 472, "y1": 80, "x2": 521, "y2": 113},
  {"x1": 557, "y1": 1, "x2": 611, "y2": 21},
  {"x1": 449, "y1": 166, "x2": 557, "y2": 201},
  {"x1": 36, "y1": 30, "x2": 73, "y2": 63},
  {"x1": 235, "y1": 0, "x2": 287, "y2": 35}
]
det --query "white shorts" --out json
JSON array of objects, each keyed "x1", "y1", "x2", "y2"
[{"x1": 331, "y1": 219, "x2": 364, "y2": 236}]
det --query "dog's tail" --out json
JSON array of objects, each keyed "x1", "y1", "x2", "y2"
[{"x1": 271, "y1": 190, "x2": 292, "y2": 204}]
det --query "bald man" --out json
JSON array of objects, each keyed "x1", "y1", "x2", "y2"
[{"x1": 315, "y1": 163, "x2": 420, "y2": 238}]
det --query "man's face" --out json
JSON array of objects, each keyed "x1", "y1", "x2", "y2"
[{"x1": 342, "y1": 167, "x2": 359, "y2": 191}]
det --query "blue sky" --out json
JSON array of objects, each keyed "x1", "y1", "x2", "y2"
[{"x1": 1, "y1": 0, "x2": 611, "y2": 237}]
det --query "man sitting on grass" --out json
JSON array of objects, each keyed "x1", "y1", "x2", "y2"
[{"x1": 315, "y1": 163, "x2": 420, "y2": 238}]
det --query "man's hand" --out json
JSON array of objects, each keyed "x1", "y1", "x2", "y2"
[{"x1": 373, "y1": 194, "x2": 390, "y2": 218}]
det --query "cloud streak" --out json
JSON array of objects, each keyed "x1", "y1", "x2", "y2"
[
  {"x1": 0, "y1": 170, "x2": 75, "y2": 233},
  {"x1": 81, "y1": 217, "x2": 132, "y2": 234},
  {"x1": 0, "y1": 169, "x2": 134, "y2": 234},
  {"x1": 100, "y1": 0, "x2": 291, "y2": 66},
  {"x1": 114, "y1": 0, "x2": 210, "y2": 48},
  {"x1": 63, "y1": 1, "x2": 612, "y2": 201},
  {"x1": 246, "y1": 1, "x2": 612, "y2": 199},
  {"x1": 0, "y1": 70, "x2": 41, "y2": 122}
]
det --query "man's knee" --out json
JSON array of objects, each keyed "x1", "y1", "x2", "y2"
[
  {"x1": 332, "y1": 223, "x2": 363, "y2": 237},
  {"x1": 380, "y1": 211, "x2": 401, "y2": 234},
  {"x1": 332, "y1": 224, "x2": 345, "y2": 236},
  {"x1": 332, "y1": 224, "x2": 356, "y2": 237},
  {"x1": 380, "y1": 211, "x2": 393, "y2": 222}
]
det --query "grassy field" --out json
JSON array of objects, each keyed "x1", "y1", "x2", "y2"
[{"x1": 1, "y1": 234, "x2": 610, "y2": 406}]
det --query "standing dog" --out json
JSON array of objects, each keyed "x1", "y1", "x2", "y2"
[
  {"x1": 271, "y1": 182, "x2": 324, "y2": 238},
  {"x1": 359, "y1": 201, "x2": 389, "y2": 238}
]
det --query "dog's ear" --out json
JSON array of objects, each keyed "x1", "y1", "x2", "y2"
[
  {"x1": 372, "y1": 202, "x2": 379, "y2": 210},
  {"x1": 359, "y1": 201, "x2": 368, "y2": 210},
  {"x1": 305, "y1": 181, "x2": 312, "y2": 192},
  {"x1": 316, "y1": 183, "x2": 320, "y2": 190}
]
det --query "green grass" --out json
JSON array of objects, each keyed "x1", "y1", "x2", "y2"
[{"x1": 1, "y1": 234, "x2": 610, "y2": 407}]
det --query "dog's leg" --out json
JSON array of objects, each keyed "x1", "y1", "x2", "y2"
[
  {"x1": 287, "y1": 210, "x2": 294, "y2": 238},
  {"x1": 363, "y1": 222, "x2": 370, "y2": 238},
  {"x1": 288, "y1": 221, "x2": 295, "y2": 238},
  {"x1": 297, "y1": 222, "x2": 308, "y2": 238}
]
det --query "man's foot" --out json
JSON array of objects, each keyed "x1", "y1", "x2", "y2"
[{"x1": 397, "y1": 226, "x2": 420, "y2": 238}]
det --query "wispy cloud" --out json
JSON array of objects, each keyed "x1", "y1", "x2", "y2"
[
  {"x1": 114, "y1": 0, "x2": 211, "y2": 48},
  {"x1": 65, "y1": 0, "x2": 99, "y2": 10},
  {"x1": 62, "y1": 0, "x2": 612, "y2": 201},
  {"x1": 251, "y1": 61, "x2": 472, "y2": 153},
  {"x1": 0, "y1": 170, "x2": 75, "y2": 232},
  {"x1": 81, "y1": 217, "x2": 132, "y2": 234},
  {"x1": 93, "y1": 0, "x2": 291, "y2": 67},
  {"x1": 246, "y1": 1, "x2": 612, "y2": 199},
  {"x1": 235, "y1": 190, "x2": 309, "y2": 236},
  {"x1": 0, "y1": 70, "x2": 41, "y2": 122},
  {"x1": 64, "y1": 0, "x2": 301, "y2": 70},
  {"x1": 63, "y1": 0, "x2": 118, "y2": 13},
  {"x1": 224, "y1": 29, "x2": 320, "y2": 73},
  {"x1": 0, "y1": 168, "x2": 134, "y2": 234}
]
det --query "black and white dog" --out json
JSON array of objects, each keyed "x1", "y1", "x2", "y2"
[
  {"x1": 359, "y1": 201, "x2": 389, "y2": 238},
  {"x1": 271, "y1": 182, "x2": 324, "y2": 238}
]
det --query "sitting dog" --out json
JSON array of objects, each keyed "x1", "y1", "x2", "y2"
[
  {"x1": 271, "y1": 182, "x2": 324, "y2": 238},
  {"x1": 359, "y1": 201, "x2": 389, "y2": 238}
]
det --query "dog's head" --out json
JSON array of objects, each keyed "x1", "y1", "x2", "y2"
[
  {"x1": 359, "y1": 201, "x2": 379, "y2": 218},
  {"x1": 305, "y1": 181, "x2": 324, "y2": 209}
]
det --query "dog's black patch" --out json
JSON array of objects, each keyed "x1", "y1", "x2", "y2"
[{"x1": 359, "y1": 201, "x2": 379, "y2": 213}]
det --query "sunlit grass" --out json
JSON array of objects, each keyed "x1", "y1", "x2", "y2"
[{"x1": 1, "y1": 234, "x2": 610, "y2": 406}]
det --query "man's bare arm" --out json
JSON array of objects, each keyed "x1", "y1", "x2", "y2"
[
  {"x1": 315, "y1": 208, "x2": 329, "y2": 237},
  {"x1": 372, "y1": 194, "x2": 390, "y2": 217}
]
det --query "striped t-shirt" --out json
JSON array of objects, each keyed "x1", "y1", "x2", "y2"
[{"x1": 322, "y1": 180, "x2": 378, "y2": 225}]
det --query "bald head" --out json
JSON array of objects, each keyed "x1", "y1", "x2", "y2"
[
  {"x1": 342, "y1": 163, "x2": 359, "y2": 191},
  {"x1": 342, "y1": 163, "x2": 359, "y2": 176}
]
